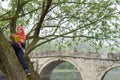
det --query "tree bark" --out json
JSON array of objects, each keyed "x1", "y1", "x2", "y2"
[
  {"x1": 0, "y1": 28, "x2": 28, "y2": 80},
  {"x1": 26, "y1": 58, "x2": 41, "y2": 80}
]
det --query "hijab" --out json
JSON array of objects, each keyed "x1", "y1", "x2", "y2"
[
  {"x1": 15, "y1": 26, "x2": 26, "y2": 41},
  {"x1": 12, "y1": 26, "x2": 26, "y2": 47}
]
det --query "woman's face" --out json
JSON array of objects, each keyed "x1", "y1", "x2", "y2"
[{"x1": 16, "y1": 27, "x2": 22, "y2": 33}]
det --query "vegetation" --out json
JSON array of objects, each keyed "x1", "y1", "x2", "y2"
[
  {"x1": 55, "y1": 62, "x2": 75, "y2": 69},
  {"x1": 51, "y1": 62, "x2": 81, "y2": 80},
  {"x1": 0, "y1": 0, "x2": 120, "y2": 80}
]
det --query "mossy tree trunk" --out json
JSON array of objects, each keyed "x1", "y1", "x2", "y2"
[
  {"x1": 0, "y1": 0, "x2": 53, "y2": 79},
  {"x1": 0, "y1": 28, "x2": 28, "y2": 80}
]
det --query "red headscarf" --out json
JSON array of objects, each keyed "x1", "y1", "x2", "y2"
[
  {"x1": 12, "y1": 26, "x2": 26, "y2": 47},
  {"x1": 15, "y1": 26, "x2": 26, "y2": 41}
]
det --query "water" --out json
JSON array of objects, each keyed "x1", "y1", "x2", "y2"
[
  {"x1": 103, "y1": 68, "x2": 120, "y2": 80},
  {"x1": 51, "y1": 68, "x2": 120, "y2": 80},
  {"x1": 50, "y1": 69, "x2": 82, "y2": 80}
]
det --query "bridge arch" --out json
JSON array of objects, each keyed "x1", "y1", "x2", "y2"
[
  {"x1": 97, "y1": 64, "x2": 120, "y2": 80},
  {"x1": 30, "y1": 51, "x2": 120, "y2": 80},
  {"x1": 38, "y1": 57, "x2": 84, "y2": 80}
]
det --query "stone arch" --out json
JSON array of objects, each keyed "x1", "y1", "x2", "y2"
[
  {"x1": 38, "y1": 57, "x2": 85, "y2": 80},
  {"x1": 97, "y1": 64, "x2": 120, "y2": 80}
]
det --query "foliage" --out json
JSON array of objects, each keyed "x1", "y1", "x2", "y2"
[
  {"x1": 0, "y1": 0, "x2": 120, "y2": 54},
  {"x1": 55, "y1": 62, "x2": 75, "y2": 69}
]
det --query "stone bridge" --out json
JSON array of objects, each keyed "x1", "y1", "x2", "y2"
[{"x1": 30, "y1": 50, "x2": 120, "y2": 80}]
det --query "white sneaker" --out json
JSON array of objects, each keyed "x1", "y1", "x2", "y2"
[{"x1": 26, "y1": 72, "x2": 31, "y2": 75}]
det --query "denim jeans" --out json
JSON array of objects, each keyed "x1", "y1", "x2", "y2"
[{"x1": 11, "y1": 42, "x2": 29, "y2": 73}]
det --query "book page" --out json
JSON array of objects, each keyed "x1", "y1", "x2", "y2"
[{"x1": 14, "y1": 35, "x2": 21, "y2": 42}]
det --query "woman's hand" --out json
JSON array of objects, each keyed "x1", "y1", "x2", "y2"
[{"x1": 20, "y1": 38, "x2": 24, "y2": 42}]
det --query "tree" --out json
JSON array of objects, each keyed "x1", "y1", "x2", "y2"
[{"x1": 0, "y1": 0, "x2": 120, "y2": 80}]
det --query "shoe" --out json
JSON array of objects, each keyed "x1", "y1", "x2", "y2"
[
  {"x1": 26, "y1": 72, "x2": 31, "y2": 75},
  {"x1": 25, "y1": 69, "x2": 31, "y2": 75}
]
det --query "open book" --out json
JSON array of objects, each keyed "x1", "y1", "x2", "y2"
[
  {"x1": 14, "y1": 35, "x2": 21, "y2": 42},
  {"x1": 10, "y1": 35, "x2": 21, "y2": 42}
]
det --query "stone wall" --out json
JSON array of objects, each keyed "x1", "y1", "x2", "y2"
[
  {"x1": 30, "y1": 50, "x2": 120, "y2": 80},
  {"x1": 30, "y1": 50, "x2": 120, "y2": 60}
]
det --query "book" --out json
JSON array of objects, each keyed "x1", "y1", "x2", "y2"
[
  {"x1": 10, "y1": 35, "x2": 21, "y2": 42},
  {"x1": 14, "y1": 35, "x2": 21, "y2": 42}
]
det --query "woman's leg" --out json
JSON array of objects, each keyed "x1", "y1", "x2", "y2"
[
  {"x1": 11, "y1": 42, "x2": 30, "y2": 74},
  {"x1": 17, "y1": 50, "x2": 29, "y2": 73},
  {"x1": 11, "y1": 42, "x2": 21, "y2": 53}
]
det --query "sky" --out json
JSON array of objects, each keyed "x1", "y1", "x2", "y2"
[{"x1": 0, "y1": 0, "x2": 10, "y2": 9}]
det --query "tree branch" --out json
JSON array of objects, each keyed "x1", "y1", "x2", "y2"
[{"x1": 34, "y1": 0, "x2": 52, "y2": 37}]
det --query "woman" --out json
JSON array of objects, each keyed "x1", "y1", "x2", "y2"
[{"x1": 10, "y1": 26, "x2": 30, "y2": 75}]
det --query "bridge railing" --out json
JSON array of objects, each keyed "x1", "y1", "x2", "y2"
[{"x1": 29, "y1": 50, "x2": 120, "y2": 60}]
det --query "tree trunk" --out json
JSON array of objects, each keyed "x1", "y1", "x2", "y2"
[
  {"x1": 25, "y1": 56, "x2": 41, "y2": 80},
  {"x1": 0, "y1": 28, "x2": 28, "y2": 80},
  {"x1": 10, "y1": 18, "x2": 16, "y2": 34}
]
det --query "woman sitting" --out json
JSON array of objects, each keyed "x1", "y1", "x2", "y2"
[{"x1": 10, "y1": 25, "x2": 30, "y2": 75}]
